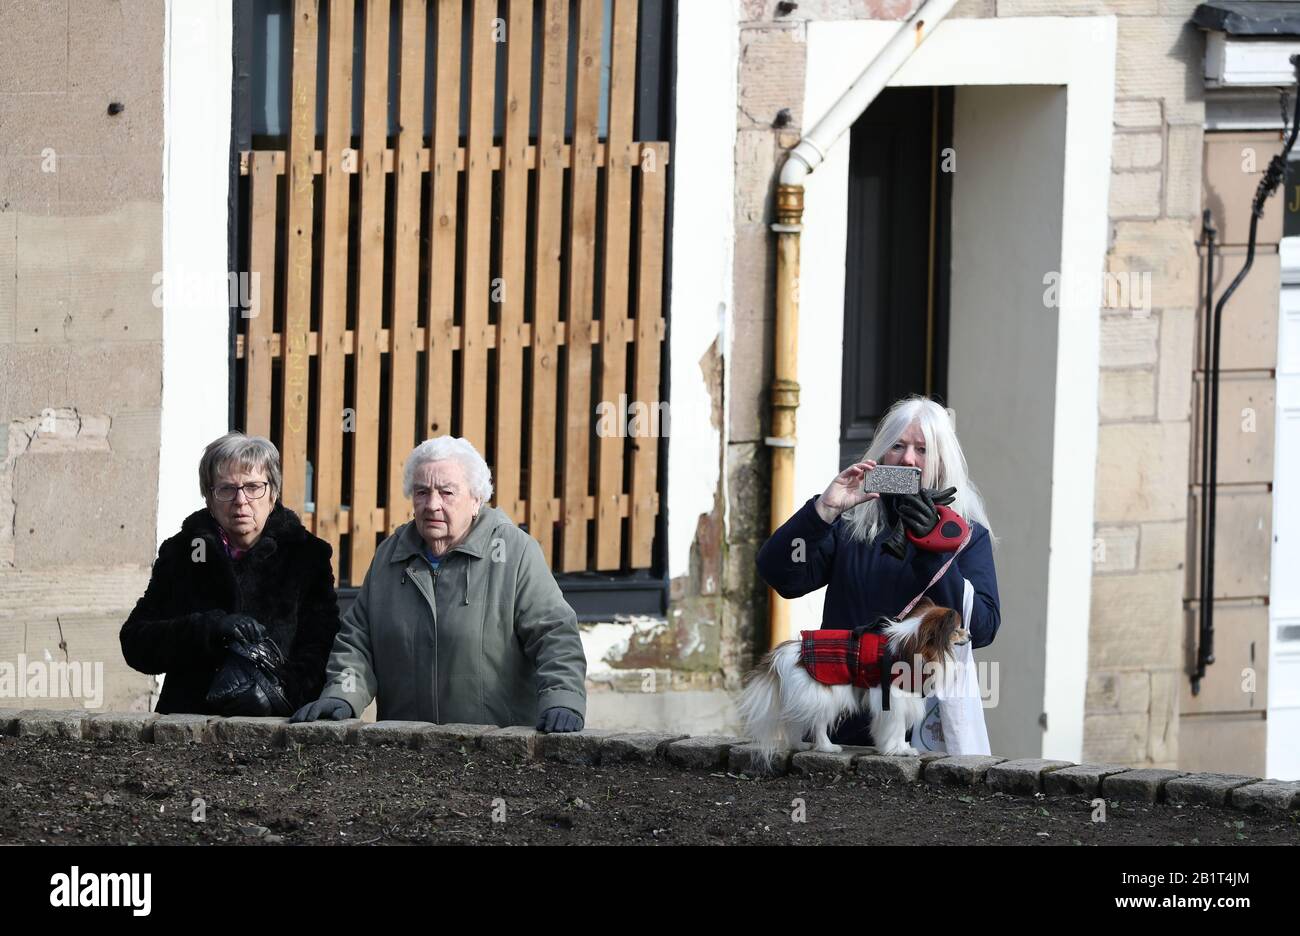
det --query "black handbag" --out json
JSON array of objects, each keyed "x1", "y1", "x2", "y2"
[{"x1": 205, "y1": 636, "x2": 293, "y2": 717}]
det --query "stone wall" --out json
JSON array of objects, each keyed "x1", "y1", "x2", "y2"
[{"x1": 0, "y1": 0, "x2": 164, "y2": 712}]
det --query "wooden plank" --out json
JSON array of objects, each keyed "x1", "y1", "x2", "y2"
[
  {"x1": 349, "y1": 0, "x2": 389, "y2": 581},
  {"x1": 493, "y1": 0, "x2": 534, "y2": 524},
  {"x1": 306, "y1": 490, "x2": 658, "y2": 536},
  {"x1": 239, "y1": 142, "x2": 637, "y2": 175},
  {"x1": 528, "y1": 0, "x2": 569, "y2": 567},
  {"x1": 235, "y1": 316, "x2": 668, "y2": 360},
  {"x1": 245, "y1": 151, "x2": 278, "y2": 439},
  {"x1": 386, "y1": 0, "x2": 426, "y2": 534},
  {"x1": 559, "y1": 0, "x2": 604, "y2": 572},
  {"x1": 281, "y1": 0, "x2": 320, "y2": 512},
  {"x1": 629, "y1": 143, "x2": 668, "y2": 567},
  {"x1": 594, "y1": 0, "x2": 638, "y2": 570},
  {"x1": 314, "y1": 0, "x2": 354, "y2": 580},
  {"x1": 425, "y1": 0, "x2": 462, "y2": 447},
  {"x1": 458, "y1": 0, "x2": 496, "y2": 453}
]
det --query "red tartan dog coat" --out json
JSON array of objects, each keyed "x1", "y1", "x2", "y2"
[{"x1": 798, "y1": 627, "x2": 923, "y2": 692}]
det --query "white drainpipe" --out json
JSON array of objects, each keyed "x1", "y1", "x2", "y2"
[{"x1": 779, "y1": 0, "x2": 960, "y2": 186}]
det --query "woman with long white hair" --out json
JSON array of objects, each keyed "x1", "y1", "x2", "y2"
[{"x1": 755, "y1": 395, "x2": 1001, "y2": 745}]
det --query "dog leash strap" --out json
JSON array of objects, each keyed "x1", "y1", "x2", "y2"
[{"x1": 897, "y1": 527, "x2": 972, "y2": 620}]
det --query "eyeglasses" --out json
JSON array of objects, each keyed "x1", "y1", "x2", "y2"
[{"x1": 214, "y1": 481, "x2": 270, "y2": 503}]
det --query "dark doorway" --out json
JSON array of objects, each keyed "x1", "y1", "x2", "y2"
[{"x1": 839, "y1": 86, "x2": 953, "y2": 469}]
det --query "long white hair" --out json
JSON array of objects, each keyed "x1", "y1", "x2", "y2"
[{"x1": 842, "y1": 395, "x2": 996, "y2": 546}]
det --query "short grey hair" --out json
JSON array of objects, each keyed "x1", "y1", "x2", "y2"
[
  {"x1": 199, "y1": 432, "x2": 283, "y2": 502},
  {"x1": 403, "y1": 436, "x2": 493, "y2": 502}
]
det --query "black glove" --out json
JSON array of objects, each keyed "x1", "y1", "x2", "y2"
[
  {"x1": 290, "y1": 698, "x2": 354, "y2": 723},
  {"x1": 882, "y1": 516, "x2": 909, "y2": 560},
  {"x1": 895, "y1": 486, "x2": 957, "y2": 539},
  {"x1": 207, "y1": 613, "x2": 266, "y2": 657},
  {"x1": 536, "y1": 706, "x2": 584, "y2": 733}
]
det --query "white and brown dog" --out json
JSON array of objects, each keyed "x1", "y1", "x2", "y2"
[{"x1": 738, "y1": 597, "x2": 967, "y2": 762}]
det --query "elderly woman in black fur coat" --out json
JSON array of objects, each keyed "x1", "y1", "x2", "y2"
[{"x1": 120, "y1": 432, "x2": 341, "y2": 715}]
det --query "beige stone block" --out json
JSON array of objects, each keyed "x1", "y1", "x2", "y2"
[
  {"x1": 1114, "y1": 98, "x2": 1163, "y2": 129},
  {"x1": 1187, "y1": 489, "x2": 1272, "y2": 600},
  {"x1": 58, "y1": 154, "x2": 164, "y2": 206},
  {"x1": 1180, "y1": 604, "x2": 1268, "y2": 715},
  {"x1": 13, "y1": 452, "x2": 158, "y2": 568},
  {"x1": 1165, "y1": 124, "x2": 1202, "y2": 219},
  {"x1": 998, "y1": 0, "x2": 1157, "y2": 12},
  {"x1": 1177, "y1": 712, "x2": 1266, "y2": 777},
  {"x1": 0, "y1": 568, "x2": 152, "y2": 624},
  {"x1": 735, "y1": 130, "x2": 777, "y2": 226},
  {"x1": 0, "y1": 343, "x2": 162, "y2": 420},
  {"x1": 107, "y1": 409, "x2": 162, "y2": 456},
  {"x1": 0, "y1": 93, "x2": 152, "y2": 161},
  {"x1": 1203, "y1": 132, "x2": 1285, "y2": 246},
  {"x1": 1100, "y1": 315, "x2": 1159, "y2": 367},
  {"x1": 1099, "y1": 368, "x2": 1156, "y2": 421},
  {"x1": 1115, "y1": 17, "x2": 1206, "y2": 125},
  {"x1": 1094, "y1": 421, "x2": 1190, "y2": 522},
  {"x1": 1157, "y1": 306, "x2": 1196, "y2": 422},
  {"x1": 729, "y1": 300, "x2": 772, "y2": 444},
  {"x1": 740, "y1": 0, "x2": 926, "y2": 20},
  {"x1": 1113, "y1": 132, "x2": 1163, "y2": 170},
  {"x1": 1138, "y1": 519, "x2": 1187, "y2": 572},
  {"x1": 15, "y1": 203, "x2": 162, "y2": 274},
  {"x1": 738, "y1": 26, "x2": 806, "y2": 131},
  {"x1": 1197, "y1": 250, "x2": 1279, "y2": 372},
  {"x1": 1191, "y1": 374, "x2": 1274, "y2": 485},
  {"x1": 1083, "y1": 712, "x2": 1148, "y2": 767},
  {"x1": 1089, "y1": 570, "x2": 1184, "y2": 669},
  {"x1": 20, "y1": 611, "x2": 154, "y2": 711},
  {"x1": 1094, "y1": 524, "x2": 1138, "y2": 572},
  {"x1": 0, "y1": 211, "x2": 14, "y2": 344},
  {"x1": 0, "y1": 157, "x2": 60, "y2": 213},
  {"x1": 1108, "y1": 219, "x2": 1200, "y2": 310},
  {"x1": 15, "y1": 269, "x2": 162, "y2": 344},
  {"x1": 1109, "y1": 170, "x2": 1162, "y2": 219},
  {"x1": 67, "y1": 0, "x2": 166, "y2": 98},
  {"x1": 1148, "y1": 669, "x2": 1178, "y2": 763},
  {"x1": 950, "y1": 0, "x2": 996, "y2": 15},
  {"x1": 1086, "y1": 669, "x2": 1151, "y2": 714},
  {"x1": 0, "y1": 1, "x2": 68, "y2": 93}
]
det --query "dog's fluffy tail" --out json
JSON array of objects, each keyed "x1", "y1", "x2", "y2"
[{"x1": 737, "y1": 641, "x2": 803, "y2": 767}]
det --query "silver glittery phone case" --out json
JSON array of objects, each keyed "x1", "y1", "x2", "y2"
[{"x1": 861, "y1": 465, "x2": 921, "y2": 495}]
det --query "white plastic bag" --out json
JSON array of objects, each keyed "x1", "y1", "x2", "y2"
[{"x1": 910, "y1": 578, "x2": 991, "y2": 755}]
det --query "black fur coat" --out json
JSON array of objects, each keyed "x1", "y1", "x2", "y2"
[{"x1": 120, "y1": 503, "x2": 341, "y2": 715}]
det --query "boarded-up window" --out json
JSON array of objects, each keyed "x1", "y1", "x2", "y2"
[{"x1": 230, "y1": 0, "x2": 672, "y2": 590}]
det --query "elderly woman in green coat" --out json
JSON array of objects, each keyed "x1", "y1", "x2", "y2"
[{"x1": 291, "y1": 436, "x2": 587, "y2": 732}]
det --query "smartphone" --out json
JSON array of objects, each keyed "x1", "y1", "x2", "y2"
[{"x1": 861, "y1": 464, "x2": 921, "y2": 496}]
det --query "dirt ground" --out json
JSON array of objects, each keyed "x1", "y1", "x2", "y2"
[{"x1": 1, "y1": 735, "x2": 1296, "y2": 845}]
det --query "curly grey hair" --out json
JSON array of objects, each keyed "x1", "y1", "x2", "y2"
[{"x1": 402, "y1": 436, "x2": 494, "y2": 503}]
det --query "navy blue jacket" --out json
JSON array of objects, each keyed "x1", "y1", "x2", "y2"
[{"x1": 755, "y1": 494, "x2": 1001, "y2": 744}]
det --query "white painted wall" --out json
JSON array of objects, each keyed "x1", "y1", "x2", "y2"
[
  {"x1": 664, "y1": 0, "x2": 738, "y2": 579},
  {"x1": 157, "y1": 0, "x2": 234, "y2": 547},
  {"x1": 797, "y1": 16, "x2": 1115, "y2": 761}
]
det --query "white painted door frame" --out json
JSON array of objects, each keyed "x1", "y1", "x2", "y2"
[
  {"x1": 1271, "y1": 238, "x2": 1300, "y2": 780},
  {"x1": 795, "y1": 16, "x2": 1116, "y2": 762}
]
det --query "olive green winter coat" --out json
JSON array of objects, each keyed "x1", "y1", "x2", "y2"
[{"x1": 319, "y1": 505, "x2": 586, "y2": 726}]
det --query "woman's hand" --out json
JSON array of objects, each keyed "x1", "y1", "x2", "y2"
[{"x1": 815, "y1": 460, "x2": 880, "y2": 524}]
